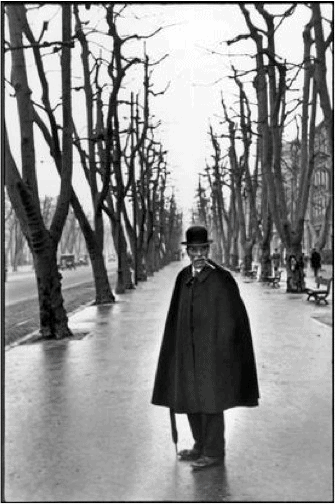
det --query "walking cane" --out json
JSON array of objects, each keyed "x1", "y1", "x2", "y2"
[{"x1": 169, "y1": 408, "x2": 178, "y2": 455}]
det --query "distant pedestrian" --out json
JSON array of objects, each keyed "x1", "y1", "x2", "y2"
[
  {"x1": 310, "y1": 248, "x2": 321, "y2": 278},
  {"x1": 152, "y1": 225, "x2": 259, "y2": 471},
  {"x1": 271, "y1": 248, "x2": 281, "y2": 273}
]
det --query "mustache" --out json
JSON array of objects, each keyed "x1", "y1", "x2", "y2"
[{"x1": 192, "y1": 258, "x2": 216, "y2": 270}]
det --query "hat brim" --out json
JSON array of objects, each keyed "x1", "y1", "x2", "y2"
[{"x1": 181, "y1": 240, "x2": 213, "y2": 245}]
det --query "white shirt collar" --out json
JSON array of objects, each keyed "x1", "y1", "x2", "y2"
[{"x1": 192, "y1": 265, "x2": 203, "y2": 276}]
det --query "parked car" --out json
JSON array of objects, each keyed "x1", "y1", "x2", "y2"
[
  {"x1": 77, "y1": 255, "x2": 89, "y2": 266},
  {"x1": 59, "y1": 254, "x2": 76, "y2": 270}
]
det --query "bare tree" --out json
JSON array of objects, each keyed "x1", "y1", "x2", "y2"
[
  {"x1": 162, "y1": 191, "x2": 183, "y2": 263},
  {"x1": 73, "y1": 5, "x2": 151, "y2": 294},
  {"x1": 26, "y1": 5, "x2": 114, "y2": 304},
  {"x1": 310, "y1": 4, "x2": 333, "y2": 250},
  {"x1": 208, "y1": 126, "x2": 226, "y2": 264},
  {"x1": 74, "y1": 5, "x2": 175, "y2": 293},
  {"x1": 5, "y1": 4, "x2": 73, "y2": 338},
  {"x1": 307, "y1": 121, "x2": 332, "y2": 250},
  {"x1": 221, "y1": 79, "x2": 262, "y2": 273},
  {"x1": 227, "y1": 3, "x2": 326, "y2": 291}
]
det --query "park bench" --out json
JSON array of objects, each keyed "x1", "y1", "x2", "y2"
[
  {"x1": 244, "y1": 265, "x2": 258, "y2": 279},
  {"x1": 264, "y1": 270, "x2": 282, "y2": 288},
  {"x1": 305, "y1": 277, "x2": 333, "y2": 305}
]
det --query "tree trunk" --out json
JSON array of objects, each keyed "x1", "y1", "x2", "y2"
[
  {"x1": 223, "y1": 206, "x2": 233, "y2": 267},
  {"x1": 243, "y1": 240, "x2": 253, "y2": 272},
  {"x1": 134, "y1": 208, "x2": 148, "y2": 281},
  {"x1": 113, "y1": 215, "x2": 131, "y2": 294},
  {"x1": 259, "y1": 203, "x2": 273, "y2": 281},
  {"x1": 211, "y1": 193, "x2": 223, "y2": 264},
  {"x1": 314, "y1": 198, "x2": 332, "y2": 251},
  {"x1": 286, "y1": 245, "x2": 306, "y2": 293},
  {"x1": 230, "y1": 234, "x2": 239, "y2": 270},
  {"x1": 136, "y1": 248, "x2": 147, "y2": 281},
  {"x1": 17, "y1": 176, "x2": 71, "y2": 338},
  {"x1": 33, "y1": 110, "x2": 115, "y2": 304},
  {"x1": 154, "y1": 243, "x2": 161, "y2": 272},
  {"x1": 90, "y1": 246, "x2": 115, "y2": 304},
  {"x1": 13, "y1": 220, "x2": 21, "y2": 271},
  {"x1": 260, "y1": 241, "x2": 272, "y2": 280},
  {"x1": 146, "y1": 235, "x2": 155, "y2": 276},
  {"x1": 34, "y1": 242, "x2": 71, "y2": 339},
  {"x1": 7, "y1": 4, "x2": 39, "y2": 201},
  {"x1": 5, "y1": 138, "x2": 72, "y2": 339}
]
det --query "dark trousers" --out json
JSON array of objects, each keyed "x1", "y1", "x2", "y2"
[
  {"x1": 187, "y1": 412, "x2": 225, "y2": 457},
  {"x1": 313, "y1": 267, "x2": 320, "y2": 277}
]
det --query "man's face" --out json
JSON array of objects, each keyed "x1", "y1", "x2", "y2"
[{"x1": 187, "y1": 245, "x2": 209, "y2": 270}]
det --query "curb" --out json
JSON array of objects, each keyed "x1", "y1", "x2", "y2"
[{"x1": 5, "y1": 298, "x2": 97, "y2": 351}]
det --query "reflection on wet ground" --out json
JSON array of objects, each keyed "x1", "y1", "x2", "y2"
[{"x1": 5, "y1": 262, "x2": 333, "y2": 502}]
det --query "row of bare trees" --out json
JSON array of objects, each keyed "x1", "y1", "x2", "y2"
[
  {"x1": 5, "y1": 194, "x2": 87, "y2": 271},
  {"x1": 194, "y1": 3, "x2": 332, "y2": 292},
  {"x1": 4, "y1": 4, "x2": 183, "y2": 339}
]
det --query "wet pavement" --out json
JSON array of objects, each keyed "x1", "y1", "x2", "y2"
[{"x1": 4, "y1": 261, "x2": 333, "y2": 502}]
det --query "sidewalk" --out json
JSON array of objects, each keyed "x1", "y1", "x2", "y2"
[{"x1": 4, "y1": 260, "x2": 333, "y2": 502}]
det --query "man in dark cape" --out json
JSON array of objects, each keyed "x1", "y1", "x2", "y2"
[{"x1": 152, "y1": 225, "x2": 259, "y2": 470}]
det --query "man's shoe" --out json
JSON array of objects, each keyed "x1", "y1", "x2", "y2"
[
  {"x1": 191, "y1": 455, "x2": 224, "y2": 471},
  {"x1": 178, "y1": 448, "x2": 202, "y2": 461}
]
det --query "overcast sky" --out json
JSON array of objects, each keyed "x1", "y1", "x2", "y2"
[{"x1": 5, "y1": 2, "x2": 332, "y2": 221}]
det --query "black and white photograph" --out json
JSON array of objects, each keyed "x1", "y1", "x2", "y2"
[{"x1": 3, "y1": 2, "x2": 333, "y2": 502}]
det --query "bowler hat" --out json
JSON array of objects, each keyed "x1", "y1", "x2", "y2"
[{"x1": 181, "y1": 226, "x2": 213, "y2": 245}]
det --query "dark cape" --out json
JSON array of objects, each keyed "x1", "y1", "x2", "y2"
[{"x1": 152, "y1": 261, "x2": 259, "y2": 413}]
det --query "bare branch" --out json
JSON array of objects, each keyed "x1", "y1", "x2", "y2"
[
  {"x1": 149, "y1": 81, "x2": 171, "y2": 97},
  {"x1": 226, "y1": 33, "x2": 252, "y2": 46},
  {"x1": 122, "y1": 25, "x2": 164, "y2": 44},
  {"x1": 148, "y1": 53, "x2": 169, "y2": 66},
  {"x1": 4, "y1": 39, "x2": 74, "y2": 52}
]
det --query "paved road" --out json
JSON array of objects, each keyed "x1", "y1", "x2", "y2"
[
  {"x1": 4, "y1": 260, "x2": 333, "y2": 502},
  {"x1": 5, "y1": 262, "x2": 117, "y2": 306}
]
